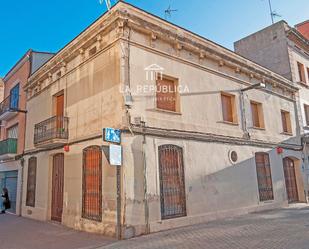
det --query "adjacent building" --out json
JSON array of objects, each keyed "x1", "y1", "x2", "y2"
[
  {"x1": 0, "y1": 50, "x2": 53, "y2": 214},
  {"x1": 20, "y1": 2, "x2": 305, "y2": 239},
  {"x1": 235, "y1": 20, "x2": 309, "y2": 202}
]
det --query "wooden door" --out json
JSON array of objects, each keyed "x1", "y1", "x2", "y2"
[
  {"x1": 51, "y1": 153, "x2": 64, "y2": 222},
  {"x1": 159, "y1": 145, "x2": 186, "y2": 219},
  {"x1": 283, "y1": 158, "x2": 299, "y2": 203}
]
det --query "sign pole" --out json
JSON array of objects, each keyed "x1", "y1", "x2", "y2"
[{"x1": 116, "y1": 165, "x2": 121, "y2": 240}]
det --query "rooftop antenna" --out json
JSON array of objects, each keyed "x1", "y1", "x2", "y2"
[
  {"x1": 165, "y1": 5, "x2": 178, "y2": 19},
  {"x1": 99, "y1": 0, "x2": 121, "y2": 11},
  {"x1": 267, "y1": 0, "x2": 281, "y2": 24}
]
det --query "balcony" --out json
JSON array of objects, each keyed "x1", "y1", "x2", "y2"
[
  {"x1": 0, "y1": 95, "x2": 20, "y2": 121},
  {"x1": 0, "y1": 138, "x2": 18, "y2": 160},
  {"x1": 34, "y1": 116, "x2": 69, "y2": 148}
]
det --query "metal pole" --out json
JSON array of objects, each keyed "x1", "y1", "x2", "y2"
[
  {"x1": 116, "y1": 165, "x2": 121, "y2": 239},
  {"x1": 268, "y1": 0, "x2": 274, "y2": 24}
]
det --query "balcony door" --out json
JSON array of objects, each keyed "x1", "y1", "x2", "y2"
[
  {"x1": 10, "y1": 84, "x2": 19, "y2": 110},
  {"x1": 55, "y1": 93, "x2": 64, "y2": 135}
]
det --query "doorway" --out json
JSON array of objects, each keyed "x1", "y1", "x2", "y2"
[{"x1": 51, "y1": 153, "x2": 64, "y2": 222}]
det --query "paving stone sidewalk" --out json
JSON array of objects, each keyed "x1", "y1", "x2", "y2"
[
  {"x1": 0, "y1": 214, "x2": 115, "y2": 249},
  {"x1": 101, "y1": 204, "x2": 309, "y2": 249}
]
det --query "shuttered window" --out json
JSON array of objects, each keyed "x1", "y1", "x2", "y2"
[
  {"x1": 221, "y1": 93, "x2": 237, "y2": 123},
  {"x1": 304, "y1": 104, "x2": 309, "y2": 126},
  {"x1": 281, "y1": 110, "x2": 292, "y2": 134},
  {"x1": 156, "y1": 77, "x2": 178, "y2": 112},
  {"x1": 82, "y1": 146, "x2": 102, "y2": 221},
  {"x1": 255, "y1": 153, "x2": 274, "y2": 202},
  {"x1": 297, "y1": 62, "x2": 306, "y2": 83},
  {"x1": 250, "y1": 101, "x2": 264, "y2": 128},
  {"x1": 26, "y1": 157, "x2": 37, "y2": 207}
]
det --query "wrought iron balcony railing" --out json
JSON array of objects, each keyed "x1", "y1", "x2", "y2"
[
  {"x1": 0, "y1": 95, "x2": 20, "y2": 118},
  {"x1": 34, "y1": 116, "x2": 69, "y2": 145},
  {"x1": 0, "y1": 138, "x2": 18, "y2": 156}
]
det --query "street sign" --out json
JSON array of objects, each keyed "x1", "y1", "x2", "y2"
[
  {"x1": 103, "y1": 128, "x2": 121, "y2": 144},
  {"x1": 110, "y1": 144, "x2": 122, "y2": 166}
]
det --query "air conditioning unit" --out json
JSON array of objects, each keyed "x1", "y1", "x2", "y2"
[{"x1": 133, "y1": 116, "x2": 145, "y2": 126}]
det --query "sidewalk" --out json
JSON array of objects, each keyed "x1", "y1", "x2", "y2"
[
  {"x1": 0, "y1": 214, "x2": 115, "y2": 249},
  {"x1": 100, "y1": 204, "x2": 309, "y2": 249}
]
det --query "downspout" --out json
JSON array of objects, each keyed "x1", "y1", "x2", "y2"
[
  {"x1": 142, "y1": 129, "x2": 150, "y2": 234},
  {"x1": 19, "y1": 158, "x2": 24, "y2": 216},
  {"x1": 239, "y1": 90, "x2": 250, "y2": 139}
]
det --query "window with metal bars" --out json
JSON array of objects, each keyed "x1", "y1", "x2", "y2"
[
  {"x1": 255, "y1": 152, "x2": 274, "y2": 202},
  {"x1": 82, "y1": 146, "x2": 102, "y2": 221},
  {"x1": 159, "y1": 144, "x2": 186, "y2": 219},
  {"x1": 26, "y1": 157, "x2": 37, "y2": 207}
]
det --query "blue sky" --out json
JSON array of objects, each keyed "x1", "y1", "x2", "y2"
[{"x1": 0, "y1": 0, "x2": 308, "y2": 77}]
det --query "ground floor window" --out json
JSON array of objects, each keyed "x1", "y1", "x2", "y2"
[
  {"x1": 82, "y1": 146, "x2": 102, "y2": 221},
  {"x1": 26, "y1": 157, "x2": 37, "y2": 207},
  {"x1": 255, "y1": 152, "x2": 274, "y2": 201},
  {"x1": 159, "y1": 144, "x2": 186, "y2": 219}
]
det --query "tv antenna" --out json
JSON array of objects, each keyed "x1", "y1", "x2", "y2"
[
  {"x1": 99, "y1": 0, "x2": 121, "y2": 11},
  {"x1": 267, "y1": 0, "x2": 281, "y2": 24},
  {"x1": 165, "y1": 5, "x2": 178, "y2": 19}
]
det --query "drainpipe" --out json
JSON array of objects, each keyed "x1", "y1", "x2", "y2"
[
  {"x1": 239, "y1": 90, "x2": 250, "y2": 139},
  {"x1": 141, "y1": 126, "x2": 150, "y2": 234},
  {"x1": 19, "y1": 157, "x2": 24, "y2": 216}
]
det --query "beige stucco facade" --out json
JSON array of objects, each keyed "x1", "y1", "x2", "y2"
[{"x1": 22, "y1": 2, "x2": 305, "y2": 239}]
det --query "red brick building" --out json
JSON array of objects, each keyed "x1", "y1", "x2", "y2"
[{"x1": 296, "y1": 20, "x2": 309, "y2": 40}]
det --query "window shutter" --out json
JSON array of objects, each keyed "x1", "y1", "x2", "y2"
[
  {"x1": 156, "y1": 78, "x2": 177, "y2": 112},
  {"x1": 297, "y1": 62, "x2": 306, "y2": 83},
  {"x1": 221, "y1": 93, "x2": 237, "y2": 123},
  {"x1": 251, "y1": 102, "x2": 259, "y2": 127},
  {"x1": 304, "y1": 105, "x2": 309, "y2": 126}
]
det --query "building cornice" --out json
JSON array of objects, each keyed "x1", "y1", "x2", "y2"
[{"x1": 26, "y1": 2, "x2": 298, "y2": 100}]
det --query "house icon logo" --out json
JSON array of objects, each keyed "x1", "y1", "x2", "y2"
[{"x1": 144, "y1": 64, "x2": 164, "y2": 81}]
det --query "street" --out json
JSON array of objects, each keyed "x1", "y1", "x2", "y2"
[
  {"x1": 101, "y1": 204, "x2": 309, "y2": 249},
  {"x1": 1, "y1": 205, "x2": 309, "y2": 249}
]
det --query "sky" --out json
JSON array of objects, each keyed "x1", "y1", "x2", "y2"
[{"x1": 0, "y1": 0, "x2": 308, "y2": 77}]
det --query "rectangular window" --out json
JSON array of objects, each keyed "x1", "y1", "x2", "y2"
[
  {"x1": 26, "y1": 157, "x2": 37, "y2": 207},
  {"x1": 156, "y1": 77, "x2": 179, "y2": 112},
  {"x1": 297, "y1": 62, "x2": 306, "y2": 83},
  {"x1": 281, "y1": 110, "x2": 292, "y2": 134},
  {"x1": 250, "y1": 101, "x2": 265, "y2": 128},
  {"x1": 304, "y1": 104, "x2": 309, "y2": 126},
  {"x1": 255, "y1": 153, "x2": 274, "y2": 202},
  {"x1": 221, "y1": 92, "x2": 237, "y2": 123}
]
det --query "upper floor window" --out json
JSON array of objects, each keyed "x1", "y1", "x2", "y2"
[
  {"x1": 281, "y1": 110, "x2": 292, "y2": 134},
  {"x1": 221, "y1": 92, "x2": 237, "y2": 123},
  {"x1": 156, "y1": 77, "x2": 179, "y2": 112},
  {"x1": 10, "y1": 84, "x2": 19, "y2": 109},
  {"x1": 250, "y1": 101, "x2": 265, "y2": 129},
  {"x1": 304, "y1": 104, "x2": 309, "y2": 127},
  {"x1": 297, "y1": 62, "x2": 306, "y2": 83}
]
